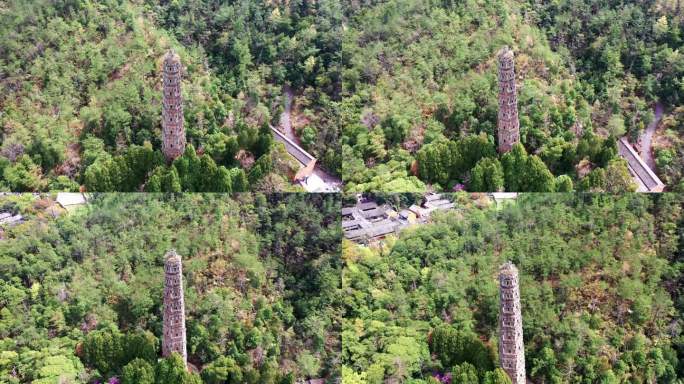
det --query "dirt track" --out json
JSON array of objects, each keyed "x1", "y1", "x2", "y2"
[{"x1": 639, "y1": 102, "x2": 664, "y2": 170}]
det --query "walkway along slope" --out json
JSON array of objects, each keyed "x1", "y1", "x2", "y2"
[
  {"x1": 639, "y1": 102, "x2": 664, "y2": 170},
  {"x1": 270, "y1": 88, "x2": 340, "y2": 192},
  {"x1": 618, "y1": 137, "x2": 665, "y2": 192}
]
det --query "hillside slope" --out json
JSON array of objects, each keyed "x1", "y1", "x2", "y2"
[
  {"x1": 0, "y1": 0, "x2": 341, "y2": 192},
  {"x1": 340, "y1": 0, "x2": 658, "y2": 193},
  {"x1": 0, "y1": 193, "x2": 341, "y2": 383},
  {"x1": 342, "y1": 193, "x2": 684, "y2": 383}
]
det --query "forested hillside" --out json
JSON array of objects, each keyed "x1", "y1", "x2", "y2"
[
  {"x1": 342, "y1": 193, "x2": 684, "y2": 383},
  {"x1": 341, "y1": 0, "x2": 684, "y2": 192},
  {"x1": 0, "y1": 193, "x2": 341, "y2": 383},
  {"x1": 523, "y1": 0, "x2": 684, "y2": 192},
  {"x1": 0, "y1": 0, "x2": 341, "y2": 192}
]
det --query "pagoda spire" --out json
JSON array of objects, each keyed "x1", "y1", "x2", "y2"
[
  {"x1": 498, "y1": 261, "x2": 525, "y2": 383},
  {"x1": 162, "y1": 50, "x2": 186, "y2": 162},
  {"x1": 497, "y1": 46, "x2": 520, "y2": 153},
  {"x1": 162, "y1": 249, "x2": 187, "y2": 367}
]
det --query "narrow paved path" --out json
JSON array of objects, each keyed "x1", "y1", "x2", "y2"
[
  {"x1": 277, "y1": 86, "x2": 341, "y2": 191},
  {"x1": 280, "y1": 86, "x2": 296, "y2": 142},
  {"x1": 639, "y1": 101, "x2": 664, "y2": 170}
]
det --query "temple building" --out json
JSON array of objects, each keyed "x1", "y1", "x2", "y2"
[
  {"x1": 499, "y1": 261, "x2": 525, "y2": 384},
  {"x1": 162, "y1": 50, "x2": 186, "y2": 162},
  {"x1": 342, "y1": 193, "x2": 455, "y2": 243},
  {"x1": 497, "y1": 47, "x2": 520, "y2": 153},
  {"x1": 162, "y1": 249, "x2": 187, "y2": 366}
]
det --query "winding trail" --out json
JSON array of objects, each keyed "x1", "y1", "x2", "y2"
[
  {"x1": 617, "y1": 102, "x2": 666, "y2": 192},
  {"x1": 639, "y1": 101, "x2": 664, "y2": 170},
  {"x1": 278, "y1": 87, "x2": 341, "y2": 192},
  {"x1": 280, "y1": 86, "x2": 296, "y2": 142}
]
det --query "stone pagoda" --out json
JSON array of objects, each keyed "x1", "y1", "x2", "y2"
[
  {"x1": 497, "y1": 46, "x2": 520, "y2": 153},
  {"x1": 162, "y1": 249, "x2": 187, "y2": 366},
  {"x1": 498, "y1": 261, "x2": 525, "y2": 384},
  {"x1": 162, "y1": 50, "x2": 186, "y2": 162}
]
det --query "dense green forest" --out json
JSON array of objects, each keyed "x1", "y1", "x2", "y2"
[
  {"x1": 341, "y1": 0, "x2": 684, "y2": 192},
  {"x1": 5, "y1": 0, "x2": 684, "y2": 192},
  {"x1": 0, "y1": 193, "x2": 341, "y2": 383},
  {"x1": 342, "y1": 193, "x2": 684, "y2": 383},
  {"x1": 655, "y1": 106, "x2": 684, "y2": 188},
  {"x1": 0, "y1": 0, "x2": 341, "y2": 192}
]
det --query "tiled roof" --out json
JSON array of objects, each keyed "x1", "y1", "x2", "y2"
[{"x1": 357, "y1": 201, "x2": 378, "y2": 210}]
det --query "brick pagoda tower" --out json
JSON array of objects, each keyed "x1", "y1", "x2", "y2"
[
  {"x1": 162, "y1": 50, "x2": 186, "y2": 162},
  {"x1": 499, "y1": 261, "x2": 525, "y2": 384},
  {"x1": 162, "y1": 249, "x2": 187, "y2": 366},
  {"x1": 497, "y1": 46, "x2": 520, "y2": 153}
]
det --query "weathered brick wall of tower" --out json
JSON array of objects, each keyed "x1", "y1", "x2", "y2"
[
  {"x1": 497, "y1": 47, "x2": 520, "y2": 153},
  {"x1": 162, "y1": 249, "x2": 187, "y2": 366},
  {"x1": 162, "y1": 50, "x2": 186, "y2": 162},
  {"x1": 499, "y1": 261, "x2": 525, "y2": 384}
]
